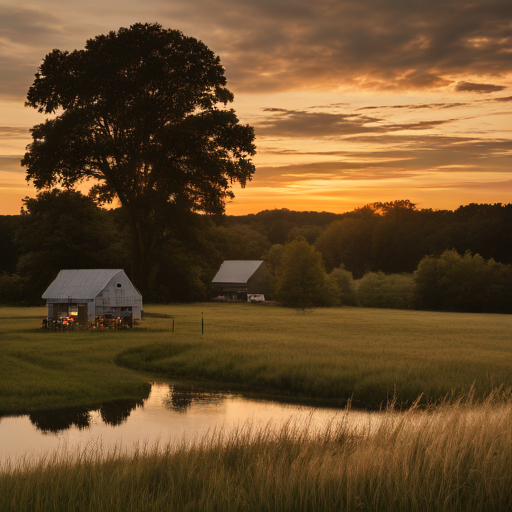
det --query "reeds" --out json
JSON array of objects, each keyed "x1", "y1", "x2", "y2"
[{"x1": 2, "y1": 391, "x2": 511, "y2": 512}]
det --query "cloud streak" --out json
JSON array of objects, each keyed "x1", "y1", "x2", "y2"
[
  {"x1": 455, "y1": 81, "x2": 507, "y2": 93},
  {"x1": 256, "y1": 109, "x2": 457, "y2": 138}
]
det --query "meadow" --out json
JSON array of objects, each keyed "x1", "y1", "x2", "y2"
[
  {"x1": 1, "y1": 304, "x2": 512, "y2": 511},
  {"x1": 117, "y1": 303, "x2": 512, "y2": 408},
  {"x1": 1, "y1": 303, "x2": 511, "y2": 413},
  {"x1": 0, "y1": 307, "x2": 152, "y2": 414}
]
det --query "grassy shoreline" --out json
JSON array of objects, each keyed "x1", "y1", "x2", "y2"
[{"x1": 2, "y1": 393, "x2": 511, "y2": 512}]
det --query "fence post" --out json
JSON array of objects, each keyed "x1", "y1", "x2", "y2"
[
  {"x1": 172, "y1": 318, "x2": 175, "y2": 334},
  {"x1": 202, "y1": 311, "x2": 204, "y2": 335}
]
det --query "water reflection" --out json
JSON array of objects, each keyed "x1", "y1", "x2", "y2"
[
  {"x1": 27, "y1": 397, "x2": 148, "y2": 434},
  {"x1": 23, "y1": 385, "x2": 226, "y2": 433},
  {"x1": 0, "y1": 382, "x2": 380, "y2": 465},
  {"x1": 29, "y1": 407, "x2": 92, "y2": 433},
  {"x1": 163, "y1": 385, "x2": 226, "y2": 413},
  {"x1": 99, "y1": 399, "x2": 146, "y2": 427}
]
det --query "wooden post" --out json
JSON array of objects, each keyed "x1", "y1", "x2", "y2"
[
  {"x1": 172, "y1": 318, "x2": 175, "y2": 334},
  {"x1": 202, "y1": 311, "x2": 204, "y2": 335}
]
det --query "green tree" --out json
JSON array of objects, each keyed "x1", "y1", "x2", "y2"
[
  {"x1": 274, "y1": 239, "x2": 338, "y2": 310},
  {"x1": 0, "y1": 215, "x2": 23, "y2": 274},
  {"x1": 414, "y1": 249, "x2": 512, "y2": 313},
  {"x1": 265, "y1": 244, "x2": 285, "y2": 277},
  {"x1": 356, "y1": 272, "x2": 416, "y2": 310},
  {"x1": 213, "y1": 224, "x2": 271, "y2": 261},
  {"x1": 329, "y1": 265, "x2": 357, "y2": 306},
  {"x1": 22, "y1": 23, "x2": 256, "y2": 291},
  {"x1": 14, "y1": 189, "x2": 123, "y2": 302},
  {"x1": 315, "y1": 217, "x2": 375, "y2": 277}
]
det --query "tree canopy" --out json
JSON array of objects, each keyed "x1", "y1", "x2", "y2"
[
  {"x1": 274, "y1": 239, "x2": 338, "y2": 310},
  {"x1": 22, "y1": 23, "x2": 256, "y2": 288}
]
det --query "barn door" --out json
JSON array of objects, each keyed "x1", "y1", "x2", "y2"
[{"x1": 78, "y1": 304, "x2": 88, "y2": 325}]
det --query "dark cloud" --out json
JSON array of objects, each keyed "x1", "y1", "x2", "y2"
[
  {"x1": 263, "y1": 135, "x2": 483, "y2": 155},
  {"x1": 385, "y1": 119, "x2": 454, "y2": 131},
  {"x1": 256, "y1": 109, "x2": 456, "y2": 138},
  {"x1": 160, "y1": 0, "x2": 512, "y2": 92},
  {"x1": 493, "y1": 96, "x2": 512, "y2": 102},
  {"x1": 252, "y1": 162, "x2": 421, "y2": 185},
  {"x1": 0, "y1": 155, "x2": 24, "y2": 172},
  {"x1": 0, "y1": 127, "x2": 30, "y2": 137},
  {"x1": 308, "y1": 103, "x2": 350, "y2": 109},
  {"x1": 341, "y1": 134, "x2": 512, "y2": 156},
  {"x1": 0, "y1": 5, "x2": 94, "y2": 99},
  {"x1": 455, "y1": 81, "x2": 507, "y2": 93},
  {"x1": 1, "y1": 0, "x2": 510, "y2": 99},
  {"x1": 417, "y1": 179, "x2": 512, "y2": 190},
  {"x1": 0, "y1": 5, "x2": 62, "y2": 45},
  {"x1": 357, "y1": 102, "x2": 467, "y2": 111}
]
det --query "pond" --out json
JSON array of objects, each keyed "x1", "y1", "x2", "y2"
[{"x1": 0, "y1": 382, "x2": 380, "y2": 465}]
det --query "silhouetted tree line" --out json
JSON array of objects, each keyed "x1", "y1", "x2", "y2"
[{"x1": 0, "y1": 192, "x2": 511, "y2": 313}]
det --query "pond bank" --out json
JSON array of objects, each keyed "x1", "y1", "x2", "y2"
[
  {"x1": 1, "y1": 390, "x2": 511, "y2": 512},
  {"x1": 0, "y1": 381, "x2": 376, "y2": 466}
]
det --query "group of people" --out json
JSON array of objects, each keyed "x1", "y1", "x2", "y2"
[
  {"x1": 42, "y1": 317, "x2": 77, "y2": 331},
  {"x1": 41, "y1": 316, "x2": 132, "y2": 331}
]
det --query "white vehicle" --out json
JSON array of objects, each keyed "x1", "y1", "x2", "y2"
[{"x1": 247, "y1": 294, "x2": 265, "y2": 302}]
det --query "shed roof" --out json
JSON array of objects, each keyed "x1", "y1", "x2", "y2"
[
  {"x1": 42, "y1": 269, "x2": 125, "y2": 300},
  {"x1": 212, "y1": 260, "x2": 264, "y2": 285}
]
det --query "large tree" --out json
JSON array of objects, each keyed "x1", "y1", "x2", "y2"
[{"x1": 22, "y1": 23, "x2": 256, "y2": 289}]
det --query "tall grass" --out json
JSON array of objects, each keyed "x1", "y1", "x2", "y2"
[
  {"x1": 1, "y1": 391, "x2": 511, "y2": 512},
  {"x1": 117, "y1": 304, "x2": 512, "y2": 409},
  {"x1": 2, "y1": 304, "x2": 512, "y2": 412}
]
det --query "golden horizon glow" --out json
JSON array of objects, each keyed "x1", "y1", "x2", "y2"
[{"x1": 1, "y1": 0, "x2": 511, "y2": 216}]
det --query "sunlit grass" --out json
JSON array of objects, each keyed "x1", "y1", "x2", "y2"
[
  {"x1": 1, "y1": 303, "x2": 511, "y2": 412},
  {"x1": 0, "y1": 307, "x2": 152, "y2": 413},
  {"x1": 1, "y1": 391, "x2": 511, "y2": 512},
  {"x1": 117, "y1": 303, "x2": 512, "y2": 408}
]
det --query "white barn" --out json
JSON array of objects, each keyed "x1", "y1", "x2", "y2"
[{"x1": 42, "y1": 269, "x2": 143, "y2": 324}]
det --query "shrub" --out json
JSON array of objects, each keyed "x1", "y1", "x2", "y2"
[
  {"x1": 328, "y1": 266, "x2": 357, "y2": 306},
  {"x1": 356, "y1": 272, "x2": 416, "y2": 309}
]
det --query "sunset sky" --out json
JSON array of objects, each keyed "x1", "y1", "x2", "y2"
[{"x1": 1, "y1": 0, "x2": 510, "y2": 215}]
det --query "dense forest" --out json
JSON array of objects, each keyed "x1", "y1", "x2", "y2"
[{"x1": 0, "y1": 191, "x2": 511, "y2": 312}]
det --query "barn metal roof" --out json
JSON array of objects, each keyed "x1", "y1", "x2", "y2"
[
  {"x1": 42, "y1": 269, "x2": 124, "y2": 300},
  {"x1": 212, "y1": 260, "x2": 264, "y2": 284}
]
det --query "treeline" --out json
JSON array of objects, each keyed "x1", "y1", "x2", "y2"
[
  {"x1": 269, "y1": 239, "x2": 512, "y2": 314},
  {"x1": 0, "y1": 191, "x2": 511, "y2": 312}
]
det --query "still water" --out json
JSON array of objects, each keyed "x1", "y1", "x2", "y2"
[{"x1": 0, "y1": 382, "x2": 378, "y2": 464}]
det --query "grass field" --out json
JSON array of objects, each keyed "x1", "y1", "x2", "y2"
[
  {"x1": 117, "y1": 303, "x2": 512, "y2": 408},
  {"x1": 1, "y1": 303, "x2": 511, "y2": 413},
  {"x1": 0, "y1": 307, "x2": 152, "y2": 414},
  {"x1": 1, "y1": 304, "x2": 512, "y2": 511},
  {"x1": 1, "y1": 393, "x2": 511, "y2": 512}
]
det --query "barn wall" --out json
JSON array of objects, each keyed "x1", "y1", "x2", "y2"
[
  {"x1": 94, "y1": 273, "x2": 143, "y2": 320},
  {"x1": 247, "y1": 263, "x2": 272, "y2": 296}
]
